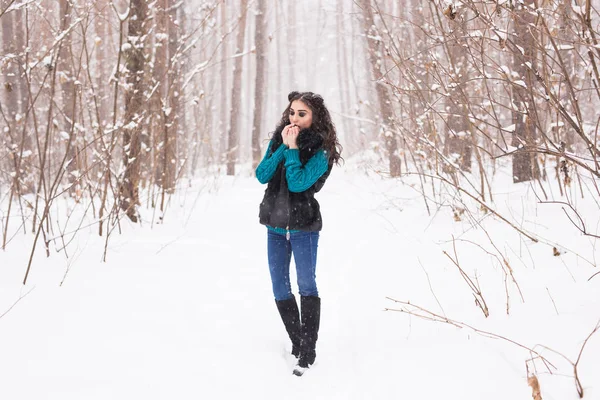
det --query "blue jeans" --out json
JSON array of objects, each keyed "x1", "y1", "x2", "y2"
[{"x1": 267, "y1": 229, "x2": 320, "y2": 301}]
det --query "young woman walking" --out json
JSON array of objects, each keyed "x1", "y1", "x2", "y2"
[{"x1": 256, "y1": 91, "x2": 342, "y2": 376}]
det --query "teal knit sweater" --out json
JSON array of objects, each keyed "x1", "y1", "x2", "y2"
[{"x1": 256, "y1": 140, "x2": 329, "y2": 234}]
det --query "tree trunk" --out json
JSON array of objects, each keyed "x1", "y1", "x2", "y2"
[
  {"x1": 275, "y1": 0, "x2": 282, "y2": 119},
  {"x1": 557, "y1": 0, "x2": 576, "y2": 152},
  {"x1": 120, "y1": 0, "x2": 148, "y2": 221},
  {"x1": 58, "y1": 0, "x2": 79, "y2": 195},
  {"x1": 174, "y1": 2, "x2": 187, "y2": 170},
  {"x1": 409, "y1": 0, "x2": 436, "y2": 165},
  {"x1": 16, "y1": 5, "x2": 33, "y2": 194},
  {"x1": 287, "y1": 1, "x2": 296, "y2": 88},
  {"x1": 246, "y1": 17, "x2": 253, "y2": 147},
  {"x1": 151, "y1": 0, "x2": 168, "y2": 191},
  {"x1": 226, "y1": 0, "x2": 248, "y2": 176},
  {"x1": 252, "y1": 0, "x2": 266, "y2": 170},
  {"x1": 444, "y1": 14, "x2": 472, "y2": 172},
  {"x1": 219, "y1": 0, "x2": 229, "y2": 163},
  {"x1": 358, "y1": 0, "x2": 401, "y2": 177},
  {"x1": 162, "y1": 0, "x2": 180, "y2": 196},
  {"x1": 1, "y1": 2, "x2": 30, "y2": 195},
  {"x1": 336, "y1": 1, "x2": 352, "y2": 144},
  {"x1": 511, "y1": 0, "x2": 538, "y2": 183},
  {"x1": 1, "y1": 3, "x2": 19, "y2": 128},
  {"x1": 94, "y1": 0, "x2": 110, "y2": 122}
]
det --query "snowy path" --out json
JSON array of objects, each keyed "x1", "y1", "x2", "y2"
[{"x1": 0, "y1": 170, "x2": 598, "y2": 399}]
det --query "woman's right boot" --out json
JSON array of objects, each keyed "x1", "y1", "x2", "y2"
[{"x1": 275, "y1": 296, "x2": 302, "y2": 358}]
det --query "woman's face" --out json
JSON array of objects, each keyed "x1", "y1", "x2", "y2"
[{"x1": 289, "y1": 100, "x2": 313, "y2": 130}]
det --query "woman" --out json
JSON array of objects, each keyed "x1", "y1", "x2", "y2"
[{"x1": 256, "y1": 91, "x2": 342, "y2": 376}]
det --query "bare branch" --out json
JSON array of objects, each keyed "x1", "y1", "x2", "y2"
[
  {"x1": 443, "y1": 236, "x2": 489, "y2": 317},
  {"x1": 0, "y1": 287, "x2": 35, "y2": 320},
  {"x1": 385, "y1": 297, "x2": 556, "y2": 371}
]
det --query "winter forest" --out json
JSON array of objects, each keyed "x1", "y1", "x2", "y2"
[{"x1": 1, "y1": 0, "x2": 600, "y2": 398}]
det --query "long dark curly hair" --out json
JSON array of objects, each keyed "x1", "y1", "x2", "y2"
[{"x1": 272, "y1": 91, "x2": 343, "y2": 165}]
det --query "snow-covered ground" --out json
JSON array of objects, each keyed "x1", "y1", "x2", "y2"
[{"x1": 0, "y1": 159, "x2": 598, "y2": 400}]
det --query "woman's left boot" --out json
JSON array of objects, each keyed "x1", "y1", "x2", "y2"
[
  {"x1": 275, "y1": 296, "x2": 302, "y2": 358},
  {"x1": 294, "y1": 296, "x2": 321, "y2": 376}
]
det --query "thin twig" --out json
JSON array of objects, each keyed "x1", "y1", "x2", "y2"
[
  {"x1": 443, "y1": 236, "x2": 489, "y2": 317},
  {"x1": 0, "y1": 287, "x2": 35, "y2": 320},
  {"x1": 545, "y1": 287, "x2": 559, "y2": 315},
  {"x1": 573, "y1": 320, "x2": 600, "y2": 398},
  {"x1": 418, "y1": 258, "x2": 446, "y2": 317}
]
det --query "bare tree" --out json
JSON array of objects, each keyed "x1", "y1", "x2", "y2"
[
  {"x1": 93, "y1": 0, "x2": 111, "y2": 122},
  {"x1": 1, "y1": 2, "x2": 19, "y2": 130},
  {"x1": 442, "y1": 7, "x2": 472, "y2": 172},
  {"x1": 1, "y1": 1, "x2": 31, "y2": 194},
  {"x1": 360, "y1": 0, "x2": 600, "y2": 234},
  {"x1": 150, "y1": 0, "x2": 178, "y2": 200},
  {"x1": 58, "y1": 0, "x2": 80, "y2": 196},
  {"x1": 219, "y1": 0, "x2": 229, "y2": 162},
  {"x1": 251, "y1": 0, "x2": 266, "y2": 169},
  {"x1": 157, "y1": 0, "x2": 181, "y2": 209},
  {"x1": 357, "y1": 0, "x2": 401, "y2": 177},
  {"x1": 287, "y1": 0, "x2": 296, "y2": 88},
  {"x1": 120, "y1": 0, "x2": 148, "y2": 222},
  {"x1": 150, "y1": 0, "x2": 168, "y2": 193},
  {"x1": 1, "y1": 2, "x2": 25, "y2": 250},
  {"x1": 274, "y1": 0, "x2": 282, "y2": 105},
  {"x1": 226, "y1": 0, "x2": 248, "y2": 176},
  {"x1": 336, "y1": 1, "x2": 351, "y2": 141},
  {"x1": 554, "y1": 0, "x2": 576, "y2": 153},
  {"x1": 0, "y1": 0, "x2": 220, "y2": 273},
  {"x1": 511, "y1": 0, "x2": 539, "y2": 183},
  {"x1": 168, "y1": 0, "x2": 182, "y2": 182}
]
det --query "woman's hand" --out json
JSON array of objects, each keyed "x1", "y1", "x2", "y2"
[
  {"x1": 285, "y1": 125, "x2": 300, "y2": 149},
  {"x1": 281, "y1": 123, "x2": 293, "y2": 146}
]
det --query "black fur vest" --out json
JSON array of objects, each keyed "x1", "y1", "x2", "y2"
[{"x1": 258, "y1": 128, "x2": 332, "y2": 231}]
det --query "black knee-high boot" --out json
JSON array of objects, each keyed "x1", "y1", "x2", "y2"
[
  {"x1": 275, "y1": 296, "x2": 302, "y2": 357},
  {"x1": 298, "y1": 296, "x2": 321, "y2": 368}
]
